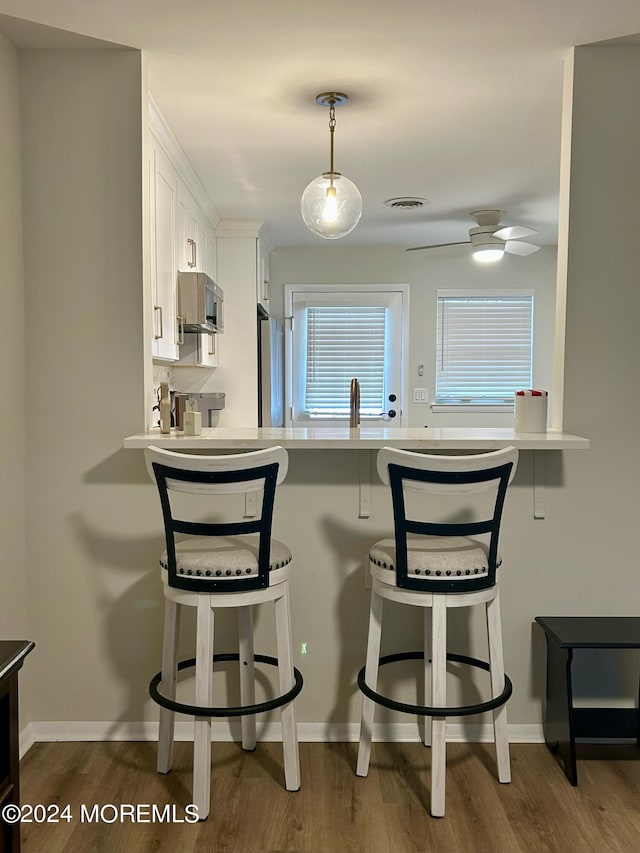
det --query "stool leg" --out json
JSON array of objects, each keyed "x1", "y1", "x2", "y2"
[
  {"x1": 430, "y1": 595, "x2": 447, "y2": 818},
  {"x1": 193, "y1": 597, "x2": 214, "y2": 820},
  {"x1": 423, "y1": 607, "x2": 432, "y2": 747},
  {"x1": 486, "y1": 590, "x2": 510, "y2": 783},
  {"x1": 357, "y1": 589, "x2": 384, "y2": 777},
  {"x1": 275, "y1": 583, "x2": 300, "y2": 791},
  {"x1": 158, "y1": 597, "x2": 181, "y2": 774},
  {"x1": 238, "y1": 606, "x2": 256, "y2": 751}
]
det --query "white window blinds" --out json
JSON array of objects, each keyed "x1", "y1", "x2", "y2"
[
  {"x1": 436, "y1": 293, "x2": 533, "y2": 404},
  {"x1": 304, "y1": 305, "x2": 386, "y2": 416}
]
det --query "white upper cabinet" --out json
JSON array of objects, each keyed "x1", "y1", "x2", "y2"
[
  {"x1": 175, "y1": 182, "x2": 218, "y2": 366},
  {"x1": 174, "y1": 329, "x2": 218, "y2": 368},
  {"x1": 147, "y1": 98, "x2": 219, "y2": 365},
  {"x1": 150, "y1": 140, "x2": 180, "y2": 361},
  {"x1": 198, "y1": 331, "x2": 218, "y2": 367},
  {"x1": 177, "y1": 177, "x2": 216, "y2": 278},
  {"x1": 257, "y1": 236, "x2": 270, "y2": 312},
  {"x1": 177, "y1": 180, "x2": 200, "y2": 272},
  {"x1": 202, "y1": 213, "x2": 217, "y2": 280}
]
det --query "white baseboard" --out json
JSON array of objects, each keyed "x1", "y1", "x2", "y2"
[
  {"x1": 19, "y1": 723, "x2": 36, "y2": 759},
  {"x1": 23, "y1": 720, "x2": 544, "y2": 755}
]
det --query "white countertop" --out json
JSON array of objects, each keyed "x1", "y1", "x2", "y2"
[{"x1": 123, "y1": 427, "x2": 590, "y2": 450}]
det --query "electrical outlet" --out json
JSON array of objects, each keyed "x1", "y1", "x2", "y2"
[{"x1": 412, "y1": 388, "x2": 429, "y2": 403}]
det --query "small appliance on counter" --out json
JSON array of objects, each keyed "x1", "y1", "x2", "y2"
[{"x1": 174, "y1": 392, "x2": 225, "y2": 428}]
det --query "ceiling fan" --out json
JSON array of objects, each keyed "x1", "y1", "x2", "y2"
[{"x1": 407, "y1": 209, "x2": 540, "y2": 262}]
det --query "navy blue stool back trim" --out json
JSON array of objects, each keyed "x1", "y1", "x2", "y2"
[
  {"x1": 152, "y1": 461, "x2": 279, "y2": 593},
  {"x1": 388, "y1": 460, "x2": 513, "y2": 592}
]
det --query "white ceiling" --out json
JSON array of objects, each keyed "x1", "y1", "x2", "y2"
[{"x1": 1, "y1": 1, "x2": 640, "y2": 249}]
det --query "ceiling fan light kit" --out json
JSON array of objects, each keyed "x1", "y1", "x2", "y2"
[
  {"x1": 301, "y1": 92, "x2": 362, "y2": 239},
  {"x1": 470, "y1": 218, "x2": 506, "y2": 263},
  {"x1": 472, "y1": 243, "x2": 505, "y2": 263}
]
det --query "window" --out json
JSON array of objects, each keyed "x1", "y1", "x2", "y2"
[
  {"x1": 304, "y1": 304, "x2": 386, "y2": 416},
  {"x1": 435, "y1": 291, "x2": 534, "y2": 406},
  {"x1": 285, "y1": 285, "x2": 407, "y2": 426}
]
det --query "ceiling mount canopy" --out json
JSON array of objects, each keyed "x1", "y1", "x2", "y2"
[{"x1": 301, "y1": 91, "x2": 362, "y2": 239}]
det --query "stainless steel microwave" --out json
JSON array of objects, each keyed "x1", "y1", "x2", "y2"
[{"x1": 177, "y1": 272, "x2": 224, "y2": 333}]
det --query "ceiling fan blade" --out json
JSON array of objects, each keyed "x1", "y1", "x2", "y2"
[
  {"x1": 493, "y1": 225, "x2": 537, "y2": 240},
  {"x1": 504, "y1": 240, "x2": 540, "y2": 256},
  {"x1": 406, "y1": 241, "x2": 470, "y2": 252}
]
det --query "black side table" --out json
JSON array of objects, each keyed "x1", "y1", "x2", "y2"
[
  {"x1": 535, "y1": 616, "x2": 640, "y2": 785},
  {"x1": 0, "y1": 640, "x2": 35, "y2": 853}
]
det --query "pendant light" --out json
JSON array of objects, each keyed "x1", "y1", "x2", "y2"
[{"x1": 301, "y1": 92, "x2": 362, "y2": 239}]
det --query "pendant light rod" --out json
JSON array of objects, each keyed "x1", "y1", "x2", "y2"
[
  {"x1": 316, "y1": 92, "x2": 348, "y2": 186},
  {"x1": 329, "y1": 101, "x2": 335, "y2": 185}
]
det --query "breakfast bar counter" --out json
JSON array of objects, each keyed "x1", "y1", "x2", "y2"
[
  {"x1": 121, "y1": 423, "x2": 594, "y2": 736},
  {"x1": 124, "y1": 426, "x2": 589, "y2": 451}
]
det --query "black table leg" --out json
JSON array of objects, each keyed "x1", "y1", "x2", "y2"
[
  {"x1": 542, "y1": 639, "x2": 577, "y2": 785},
  {"x1": 637, "y1": 675, "x2": 640, "y2": 748}
]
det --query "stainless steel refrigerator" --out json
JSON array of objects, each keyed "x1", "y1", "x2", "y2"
[{"x1": 258, "y1": 311, "x2": 284, "y2": 427}]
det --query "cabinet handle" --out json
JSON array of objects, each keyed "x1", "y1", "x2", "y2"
[
  {"x1": 154, "y1": 305, "x2": 163, "y2": 340},
  {"x1": 177, "y1": 315, "x2": 185, "y2": 345},
  {"x1": 263, "y1": 279, "x2": 269, "y2": 301},
  {"x1": 208, "y1": 333, "x2": 215, "y2": 356},
  {"x1": 187, "y1": 238, "x2": 197, "y2": 268}
]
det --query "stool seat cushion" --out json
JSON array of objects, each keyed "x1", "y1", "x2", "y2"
[
  {"x1": 369, "y1": 536, "x2": 501, "y2": 581},
  {"x1": 160, "y1": 536, "x2": 292, "y2": 581}
]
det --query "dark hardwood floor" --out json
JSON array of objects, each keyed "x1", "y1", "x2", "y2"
[{"x1": 17, "y1": 740, "x2": 640, "y2": 852}]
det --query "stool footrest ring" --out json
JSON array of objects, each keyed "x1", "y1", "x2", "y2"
[
  {"x1": 357, "y1": 650, "x2": 512, "y2": 718},
  {"x1": 150, "y1": 653, "x2": 304, "y2": 718}
]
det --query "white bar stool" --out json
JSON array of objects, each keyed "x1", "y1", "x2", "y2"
[
  {"x1": 145, "y1": 446, "x2": 302, "y2": 821},
  {"x1": 356, "y1": 446, "x2": 518, "y2": 817}
]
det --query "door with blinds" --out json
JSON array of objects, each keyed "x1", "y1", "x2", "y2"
[{"x1": 285, "y1": 285, "x2": 407, "y2": 428}]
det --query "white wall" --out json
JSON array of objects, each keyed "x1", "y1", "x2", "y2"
[
  {"x1": 0, "y1": 32, "x2": 31, "y2": 704},
  {"x1": 559, "y1": 44, "x2": 640, "y2": 614},
  {"x1": 19, "y1": 48, "x2": 156, "y2": 724},
  {"x1": 269, "y1": 244, "x2": 557, "y2": 427}
]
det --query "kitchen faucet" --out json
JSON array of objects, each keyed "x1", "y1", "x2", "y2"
[{"x1": 350, "y1": 378, "x2": 360, "y2": 428}]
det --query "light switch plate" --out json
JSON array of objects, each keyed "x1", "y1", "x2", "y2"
[{"x1": 412, "y1": 387, "x2": 429, "y2": 403}]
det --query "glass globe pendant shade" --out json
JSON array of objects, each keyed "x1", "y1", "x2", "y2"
[{"x1": 301, "y1": 171, "x2": 362, "y2": 239}]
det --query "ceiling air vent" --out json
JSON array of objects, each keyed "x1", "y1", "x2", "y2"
[{"x1": 384, "y1": 197, "x2": 428, "y2": 210}]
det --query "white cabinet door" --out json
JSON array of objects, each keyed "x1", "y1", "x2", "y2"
[
  {"x1": 198, "y1": 331, "x2": 218, "y2": 367},
  {"x1": 176, "y1": 331, "x2": 218, "y2": 367},
  {"x1": 201, "y1": 215, "x2": 216, "y2": 280},
  {"x1": 257, "y1": 237, "x2": 270, "y2": 312},
  {"x1": 177, "y1": 180, "x2": 199, "y2": 272},
  {"x1": 175, "y1": 186, "x2": 219, "y2": 369},
  {"x1": 198, "y1": 217, "x2": 218, "y2": 364},
  {"x1": 151, "y1": 142, "x2": 179, "y2": 360}
]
